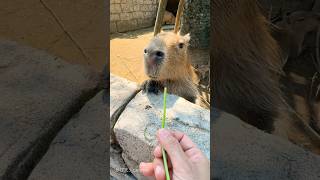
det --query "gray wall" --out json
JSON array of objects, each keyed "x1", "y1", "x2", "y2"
[{"x1": 110, "y1": 0, "x2": 159, "y2": 33}]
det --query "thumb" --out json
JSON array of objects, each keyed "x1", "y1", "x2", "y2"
[{"x1": 157, "y1": 129, "x2": 188, "y2": 168}]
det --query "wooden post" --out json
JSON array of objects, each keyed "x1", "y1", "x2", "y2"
[
  {"x1": 154, "y1": 0, "x2": 168, "y2": 36},
  {"x1": 174, "y1": 0, "x2": 185, "y2": 34}
]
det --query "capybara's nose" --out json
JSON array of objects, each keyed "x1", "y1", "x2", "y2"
[{"x1": 154, "y1": 51, "x2": 164, "y2": 61}]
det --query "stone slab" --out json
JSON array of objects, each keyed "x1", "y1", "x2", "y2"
[
  {"x1": 0, "y1": 40, "x2": 100, "y2": 179},
  {"x1": 213, "y1": 108, "x2": 320, "y2": 180},
  {"x1": 29, "y1": 91, "x2": 107, "y2": 180},
  {"x1": 114, "y1": 91, "x2": 210, "y2": 178},
  {"x1": 110, "y1": 74, "x2": 139, "y2": 117},
  {"x1": 110, "y1": 144, "x2": 136, "y2": 180}
]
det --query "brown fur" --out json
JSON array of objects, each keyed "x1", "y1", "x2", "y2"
[
  {"x1": 213, "y1": 0, "x2": 320, "y2": 153},
  {"x1": 141, "y1": 32, "x2": 208, "y2": 107},
  {"x1": 213, "y1": 0, "x2": 282, "y2": 132}
]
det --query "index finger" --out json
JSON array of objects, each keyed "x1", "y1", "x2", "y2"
[{"x1": 170, "y1": 130, "x2": 198, "y2": 152}]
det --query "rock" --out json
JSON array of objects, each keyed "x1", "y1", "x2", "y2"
[
  {"x1": 110, "y1": 74, "x2": 139, "y2": 142},
  {"x1": 0, "y1": 40, "x2": 100, "y2": 179},
  {"x1": 121, "y1": 153, "x2": 144, "y2": 180},
  {"x1": 110, "y1": 144, "x2": 136, "y2": 180},
  {"x1": 110, "y1": 74, "x2": 139, "y2": 116},
  {"x1": 114, "y1": 91, "x2": 210, "y2": 179},
  {"x1": 212, "y1": 108, "x2": 320, "y2": 180},
  {"x1": 29, "y1": 91, "x2": 107, "y2": 180}
]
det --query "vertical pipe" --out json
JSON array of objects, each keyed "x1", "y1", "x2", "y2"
[
  {"x1": 174, "y1": 0, "x2": 185, "y2": 34},
  {"x1": 154, "y1": 0, "x2": 168, "y2": 36}
]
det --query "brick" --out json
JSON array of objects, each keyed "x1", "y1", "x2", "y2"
[
  {"x1": 121, "y1": 3, "x2": 133, "y2": 12},
  {"x1": 111, "y1": 4, "x2": 122, "y2": 13},
  {"x1": 128, "y1": 12, "x2": 135, "y2": 20},
  {"x1": 117, "y1": 20, "x2": 138, "y2": 32},
  {"x1": 137, "y1": 11, "x2": 144, "y2": 18},
  {"x1": 111, "y1": 13, "x2": 120, "y2": 21},
  {"x1": 132, "y1": 12, "x2": 139, "y2": 18},
  {"x1": 137, "y1": 19, "x2": 154, "y2": 28},
  {"x1": 139, "y1": 5, "x2": 146, "y2": 11},
  {"x1": 120, "y1": 13, "x2": 130, "y2": 21},
  {"x1": 145, "y1": 11, "x2": 152, "y2": 17},
  {"x1": 133, "y1": 5, "x2": 139, "y2": 11},
  {"x1": 110, "y1": 22, "x2": 118, "y2": 33}
]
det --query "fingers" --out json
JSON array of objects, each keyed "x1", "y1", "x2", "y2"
[
  {"x1": 139, "y1": 162, "x2": 154, "y2": 177},
  {"x1": 157, "y1": 129, "x2": 188, "y2": 168},
  {"x1": 139, "y1": 158, "x2": 167, "y2": 180},
  {"x1": 156, "y1": 129, "x2": 199, "y2": 158},
  {"x1": 153, "y1": 158, "x2": 166, "y2": 180},
  {"x1": 171, "y1": 130, "x2": 198, "y2": 152},
  {"x1": 154, "y1": 145, "x2": 162, "y2": 158},
  {"x1": 153, "y1": 145, "x2": 173, "y2": 169}
]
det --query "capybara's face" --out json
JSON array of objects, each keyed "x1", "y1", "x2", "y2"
[{"x1": 143, "y1": 32, "x2": 190, "y2": 80}]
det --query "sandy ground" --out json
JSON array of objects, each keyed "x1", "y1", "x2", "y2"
[{"x1": 110, "y1": 27, "x2": 153, "y2": 84}]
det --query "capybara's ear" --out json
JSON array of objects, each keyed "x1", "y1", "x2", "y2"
[{"x1": 183, "y1": 33, "x2": 191, "y2": 43}]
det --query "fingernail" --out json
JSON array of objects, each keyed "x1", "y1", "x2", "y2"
[
  {"x1": 155, "y1": 165, "x2": 162, "y2": 176},
  {"x1": 158, "y1": 129, "x2": 170, "y2": 139}
]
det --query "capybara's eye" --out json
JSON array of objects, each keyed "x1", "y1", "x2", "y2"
[
  {"x1": 178, "y1": 43, "x2": 184, "y2": 49},
  {"x1": 144, "y1": 49, "x2": 147, "y2": 54}
]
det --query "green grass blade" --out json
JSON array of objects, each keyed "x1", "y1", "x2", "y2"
[
  {"x1": 162, "y1": 87, "x2": 167, "y2": 128},
  {"x1": 162, "y1": 148, "x2": 170, "y2": 180},
  {"x1": 161, "y1": 87, "x2": 170, "y2": 180}
]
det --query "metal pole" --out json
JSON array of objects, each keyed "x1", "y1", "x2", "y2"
[
  {"x1": 174, "y1": 0, "x2": 185, "y2": 34},
  {"x1": 154, "y1": 0, "x2": 168, "y2": 36}
]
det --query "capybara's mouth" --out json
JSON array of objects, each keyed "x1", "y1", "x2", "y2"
[
  {"x1": 145, "y1": 59, "x2": 163, "y2": 79},
  {"x1": 146, "y1": 67, "x2": 160, "y2": 79},
  {"x1": 149, "y1": 75, "x2": 158, "y2": 79}
]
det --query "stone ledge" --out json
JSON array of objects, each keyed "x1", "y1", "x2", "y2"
[
  {"x1": 0, "y1": 40, "x2": 100, "y2": 179},
  {"x1": 212, "y1": 109, "x2": 320, "y2": 179},
  {"x1": 29, "y1": 91, "x2": 107, "y2": 180},
  {"x1": 112, "y1": 75, "x2": 210, "y2": 179}
]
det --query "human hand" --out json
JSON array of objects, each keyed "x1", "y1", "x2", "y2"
[{"x1": 139, "y1": 129, "x2": 210, "y2": 180}]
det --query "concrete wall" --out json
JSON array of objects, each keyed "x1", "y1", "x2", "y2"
[
  {"x1": 110, "y1": 0, "x2": 158, "y2": 33},
  {"x1": 181, "y1": 0, "x2": 210, "y2": 49}
]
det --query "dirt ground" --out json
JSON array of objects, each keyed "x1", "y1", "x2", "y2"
[{"x1": 110, "y1": 27, "x2": 153, "y2": 84}]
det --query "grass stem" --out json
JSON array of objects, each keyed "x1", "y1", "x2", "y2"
[{"x1": 161, "y1": 87, "x2": 170, "y2": 180}]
